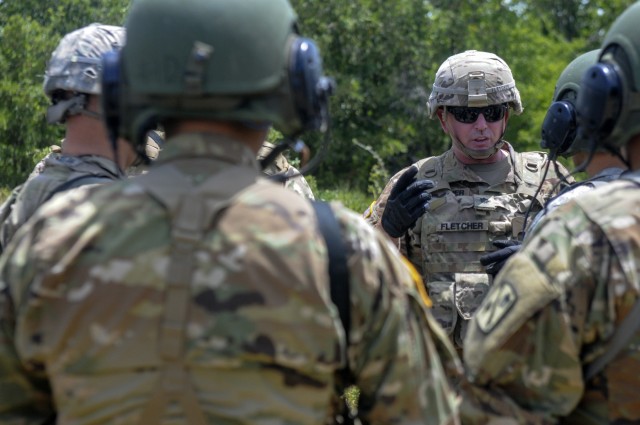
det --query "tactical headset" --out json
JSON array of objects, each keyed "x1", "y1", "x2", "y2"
[
  {"x1": 101, "y1": 35, "x2": 335, "y2": 156},
  {"x1": 573, "y1": 0, "x2": 640, "y2": 161},
  {"x1": 540, "y1": 100, "x2": 577, "y2": 158},
  {"x1": 540, "y1": 50, "x2": 601, "y2": 159},
  {"x1": 576, "y1": 53, "x2": 626, "y2": 147}
]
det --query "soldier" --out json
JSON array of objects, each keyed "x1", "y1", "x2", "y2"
[
  {"x1": 126, "y1": 130, "x2": 165, "y2": 176},
  {"x1": 257, "y1": 141, "x2": 316, "y2": 200},
  {"x1": 0, "y1": 1, "x2": 460, "y2": 424},
  {"x1": 464, "y1": 2, "x2": 640, "y2": 423},
  {"x1": 365, "y1": 50, "x2": 573, "y2": 350},
  {"x1": 0, "y1": 23, "x2": 138, "y2": 253},
  {"x1": 480, "y1": 49, "x2": 627, "y2": 276}
]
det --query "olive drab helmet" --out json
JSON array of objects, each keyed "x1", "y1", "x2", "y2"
[
  {"x1": 576, "y1": 1, "x2": 640, "y2": 151},
  {"x1": 43, "y1": 23, "x2": 125, "y2": 124},
  {"x1": 427, "y1": 50, "x2": 523, "y2": 119},
  {"x1": 541, "y1": 49, "x2": 600, "y2": 158},
  {"x1": 101, "y1": 0, "x2": 335, "y2": 153}
]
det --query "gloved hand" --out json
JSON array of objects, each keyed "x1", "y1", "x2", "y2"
[
  {"x1": 381, "y1": 166, "x2": 434, "y2": 238},
  {"x1": 480, "y1": 239, "x2": 522, "y2": 276}
]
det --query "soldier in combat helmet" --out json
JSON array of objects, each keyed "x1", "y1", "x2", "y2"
[
  {"x1": 0, "y1": 23, "x2": 140, "y2": 253},
  {"x1": 464, "y1": 2, "x2": 640, "y2": 423},
  {"x1": 257, "y1": 140, "x2": 315, "y2": 200},
  {"x1": 480, "y1": 49, "x2": 627, "y2": 276},
  {"x1": 0, "y1": 0, "x2": 461, "y2": 424},
  {"x1": 365, "y1": 50, "x2": 573, "y2": 351}
]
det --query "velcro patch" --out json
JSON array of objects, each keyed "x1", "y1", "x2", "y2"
[
  {"x1": 475, "y1": 282, "x2": 517, "y2": 333},
  {"x1": 438, "y1": 221, "x2": 488, "y2": 232}
]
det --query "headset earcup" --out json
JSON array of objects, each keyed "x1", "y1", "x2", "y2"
[
  {"x1": 101, "y1": 49, "x2": 122, "y2": 141},
  {"x1": 288, "y1": 37, "x2": 334, "y2": 133},
  {"x1": 541, "y1": 101, "x2": 576, "y2": 155},
  {"x1": 576, "y1": 63, "x2": 623, "y2": 139}
]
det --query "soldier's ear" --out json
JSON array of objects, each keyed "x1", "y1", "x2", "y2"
[{"x1": 436, "y1": 108, "x2": 449, "y2": 133}]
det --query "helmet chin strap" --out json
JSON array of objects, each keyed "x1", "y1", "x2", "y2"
[{"x1": 445, "y1": 109, "x2": 506, "y2": 160}]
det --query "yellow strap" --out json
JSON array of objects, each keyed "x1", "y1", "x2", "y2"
[
  {"x1": 401, "y1": 256, "x2": 432, "y2": 308},
  {"x1": 363, "y1": 200, "x2": 376, "y2": 219}
]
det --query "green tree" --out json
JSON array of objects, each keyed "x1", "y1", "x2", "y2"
[
  {"x1": 0, "y1": 0, "x2": 635, "y2": 202},
  {"x1": 0, "y1": 0, "x2": 130, "y2": 187}
]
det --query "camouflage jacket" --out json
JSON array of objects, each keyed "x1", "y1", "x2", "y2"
[
  {"x1": 257, "y1": 141, "x2": 315, "y2": 200},
  {"x1": 365, "y1": 144, "x2": 573, "y2": 348},
  {"x1": 527, "y1": 166, "x2": 624, "y2": 234},
  {"x1": 464, "y1": 174, "x2": 640, "y2": 424},
  {"x1": 0, "y1": 153, "x2": 120, "y2": 253},
  {"x1": 0, "y1": 133, "x2": 460, "y2": 425}
]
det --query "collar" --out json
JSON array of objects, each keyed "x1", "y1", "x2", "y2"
[{"x1": 157, "y1": 132, "x2": 259, "y2": 169}]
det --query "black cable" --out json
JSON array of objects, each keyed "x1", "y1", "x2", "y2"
[
  {"x1": 264, "y1": 115, "x2": 333, "y2": 184},
  {"x1": 522, "y1": 157, "x2": 552, "y2": 232}
]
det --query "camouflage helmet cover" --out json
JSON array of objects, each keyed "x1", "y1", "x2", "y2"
[
  {"x1": 427, "y1": 50, "x2": 523, "y2": 118},
  {"x1": 43, "y1": 23, "x2": 125, "y2": 97}
]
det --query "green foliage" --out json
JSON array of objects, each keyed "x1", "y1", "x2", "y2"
[
  {"x1": 315, "y1": 184, "x2": 371, "y2": 215},
  {"x1": 0, "y1": 0, "x2": 130, "y2": 188},
  {"x1": 0, "y1": 0, "x2": 636, "y2": 197}
]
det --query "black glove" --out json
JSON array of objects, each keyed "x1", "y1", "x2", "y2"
[
  {"x1": 381, "y1": 166, "x2": 434, "y2": 238},
  {"x1": 480, "y1": 240, "x2": 522, "y2": 276}
]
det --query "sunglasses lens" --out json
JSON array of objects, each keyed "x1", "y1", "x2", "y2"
[
  {"x1": 448, "y1": 105, "x2": 505, "y2": 123},
  {"x1": 483, "y1": 105, "x2": 506, "y2": 122}
]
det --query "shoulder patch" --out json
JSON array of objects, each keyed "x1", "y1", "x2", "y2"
[{"x1": 475, "y1": 282, "x2": 517, "y2": 333}]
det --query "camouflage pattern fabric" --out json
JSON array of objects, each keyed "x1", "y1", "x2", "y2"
[
  {"x1": 0, "y1": 154, "x2": 120, "y2": 253},
  {"x1": 0, "y1": 133, "x2": 460, "y2": 425},
  {"x1": 43, "y1": 23, "x2": 125, "y2": 97},
  {"x1": 126, "y1": 130, "x2": 165, "y2": 177},
  {"x1": 365, "y1": 143, "x2": 573, "y2": 350},
  {"x1": 257, "y1": 141, "x2": 315, "y2": 200},
  {"x1": 427, "y1": 50, "x2": 523, "y2": 118},
  {"x1": 527, "y1": 167, "x2": 624, "y2": 234},
  {"x1": 463, "y1": 175, "x2": 640, "y2": 424},
  {"x1": 0, "y1": 146, "x2": 62, "y2": 231}
]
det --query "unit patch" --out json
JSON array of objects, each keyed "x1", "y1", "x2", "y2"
[{"x1": 475, "y1": 282, "x2": 517, "y2": 333}]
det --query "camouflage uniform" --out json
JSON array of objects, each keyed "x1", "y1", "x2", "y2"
[
  {"x1": 527, "y1": 167, "x2": 624, "y2": 233},
  {"x1": 0, "y1": 24, "x2": 130, "y2": 254},
  {"x1": 0, "y1": 154, "x2": 120, "y2": 253},
  {"x1": 0, "y1": 134, "x2": 461, "y2": 425},
  {"x1": 366, "y1": 50, "x2": 574, "y2": 350},
  {"x1": 463, "y1": 175, "x2": 640, "y2": 424},
  {"x1": 367, "y1": 144, "x2": 571, "y2": 349},
  {"x1": 126, "y1": 130, "x2": 165, "y2": 177},
  {"x1": 257, "y1": 141, "x2": 315, "y2": 200}
]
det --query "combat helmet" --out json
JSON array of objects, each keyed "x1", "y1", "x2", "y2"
[
  {"x1": 102, "y1": 0, "x2": 334, "y2": 151},
  {"x1": 44, "y1": 23, "x2": 125, "y2": 124},
  {"x1": 427, "y1": 50, "x2": 523, "y2": 118},
  {"x1": 577, "y1": 1, "x2": 640, "y2": 150},
  {"x1": 541, "y1": 50, "x2": 600, "y2": 157}
]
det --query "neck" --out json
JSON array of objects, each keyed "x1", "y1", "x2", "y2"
[
  {"x1": 168, "y1": 120, "x2": 269, "y2": 154},
  {"x1": 453, "y1": 145, "x2": 507, "y2": 164},
  {"x1": 572, "y1": 151, "x2": 627, "y2": 177},
  {"x1": 626, "y1": 135, "x2": 640, "y2": 171},
  {"x1": 62, "y1": 115, "x2": 135, "y2": 169}
]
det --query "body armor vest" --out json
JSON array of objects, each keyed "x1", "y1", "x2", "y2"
[{"x1": 410, "y1": 145, "x2": 564, "y2": 348}]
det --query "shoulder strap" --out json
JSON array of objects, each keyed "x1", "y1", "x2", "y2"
[
  {"x1": 44, "y1": 174, "x2": 115, "y2": 202},
  {"x1": 0, "y1": 184, "x2": 23, "y2": 224},
  {"x1": 313, "y1": 201, "x2": 351, "y2": 345},
  {"x1": 311, "y1": 201, "x2": 356, "y2": 424},
  {"x1": 135, "y1": 162, "x2": 260, "y2": 425}
]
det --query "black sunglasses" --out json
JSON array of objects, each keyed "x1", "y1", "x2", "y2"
[{"x1": 446, "y1": 104, "x2": 507, "y2": 124}]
